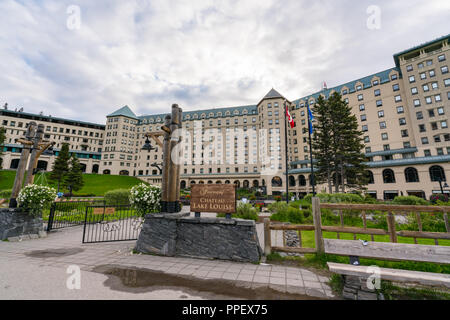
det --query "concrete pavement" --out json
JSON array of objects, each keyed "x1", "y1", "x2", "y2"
[{"x1": 0, "y1": 222, "x2": 335, "y2": 300}]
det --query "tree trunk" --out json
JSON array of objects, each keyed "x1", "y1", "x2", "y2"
[
  {"x1": 340, "y1": 159, "x2": 345, "y2": 193},
  {"x1": 327, "y1": 167, "x2": 332, "y2": 194}
]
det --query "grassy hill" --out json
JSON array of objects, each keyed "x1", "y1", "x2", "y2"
[{"x1": 0, "y1": 170, "x2": 147, "y2": 196}]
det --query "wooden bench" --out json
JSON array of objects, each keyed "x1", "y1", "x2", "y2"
[{"x1": 324, "y1": 239, "x2": 450, "y2": 299}]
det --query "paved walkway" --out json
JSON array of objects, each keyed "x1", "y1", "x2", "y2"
[{"x1": 0, "y1": 223, "x2": 335, "y2": 300}]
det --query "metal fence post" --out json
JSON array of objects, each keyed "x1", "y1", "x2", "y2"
[
  {"x1": 47, "y1": 202, "x2": 56, "y2": 231},
  {"x1": 312, "y1": 197, "x2": 325, "y2": 254},
  {"x1": 82, "y1": 205, "x2": 89, "y2": 244}
]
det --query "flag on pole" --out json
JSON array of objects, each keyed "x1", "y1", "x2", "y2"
[
  {"x1": 306, "y1": 101, "x2": 314, "y2": 134},
  {"x1": 285, "y1": 102, "x2": 295, "y2": 129}
]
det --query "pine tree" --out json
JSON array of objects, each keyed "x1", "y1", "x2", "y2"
[
  {"x1": 64, "y1": 155, "x2": 84, "y2": 197},
  {"x1": 312, "y1": 96, "x2": 335, "y2": 193},
  {"x1": 0, "y1": 127, "x2": 5, "y2": 169},
  {"x1": 49, "y1": 143, "x2": 70, "y2": 192},
  {"x1": 312, "y1": 92, "x2": 368, "y2": 193}
]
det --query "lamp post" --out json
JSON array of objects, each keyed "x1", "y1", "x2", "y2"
[{"x1": 438, "y1": 178, "x2": 449, "y2": 194}]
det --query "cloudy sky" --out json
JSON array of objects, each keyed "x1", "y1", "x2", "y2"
[{"x1": 0, "y1": 0, "x2": 449, "y2": 123}]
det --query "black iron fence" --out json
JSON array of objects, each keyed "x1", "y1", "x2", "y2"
[
  {"x1": 82, "y1": 205, "x2": 143, "y2": 243},
  {"x1": 47, "y1": 200, "x2": 105, "y2": 231}
]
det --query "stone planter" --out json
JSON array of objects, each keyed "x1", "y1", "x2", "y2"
[
  {"x1": 0, "y1": 208, "x2": 44, "y2": 241},
  {"x1": 136, "y1": 212, "x2": 263, "y2": 263}
]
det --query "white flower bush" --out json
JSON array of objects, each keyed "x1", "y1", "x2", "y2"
[
  {"x1": 17, "y1": 185, "x2": 57, "y2": 217},
  {"x1": 129, "y1": 184, "x2": 161, "y2": 216}
]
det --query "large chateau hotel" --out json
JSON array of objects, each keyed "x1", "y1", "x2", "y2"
[{"x1": 1, "y1": 35, "x2": 449, "y2": 200}]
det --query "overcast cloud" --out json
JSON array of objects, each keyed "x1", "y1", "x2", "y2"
[{"x1": 0, "y1": 0, "x2": 449, "y2": 123}]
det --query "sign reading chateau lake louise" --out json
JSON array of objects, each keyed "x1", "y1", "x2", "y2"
[{"x1": 190, "y1": 184, "x2": 236, "y2": 214}]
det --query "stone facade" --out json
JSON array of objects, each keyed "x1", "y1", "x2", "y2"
[
  {"x1": 136, "y1": 213, "x2": 262, "y2": 263},
  {"x1": 0, "y1": 208, "x2": 44, "y2": 240}
]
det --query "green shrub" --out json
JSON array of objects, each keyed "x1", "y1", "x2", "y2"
[
  {"x1": 303, "y1": 193, "x2": 369, "y2": 204},
  {"x1": 219, "y1": 203, "x2": 258, "y2": 221},
  {"x1": 268, "y1": 201, "x2": 289, "y2": 213},
  {"x1": 104, "y1": 189, "x2": 130, "y2": 205},
  {"x1": 0, "y1": 189, "x2": 12, "y2": 199},
  {"x1": 391, "y1": 196, "x2": 429, "y2": 206}
]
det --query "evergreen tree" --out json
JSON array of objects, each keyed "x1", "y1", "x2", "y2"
[
  {"x1": 312, "y1": 92, "x2": 368, "y2": 193},
  {"x1": 312, "y1": 96, "x2": 335, "y2": 193},
  {"x1": 64, "y1": 155, "x2": 84, "y2": 197},
  {"x1": 49, "y1": 143, "x2": 70, "y2": 192},
  {"x1": 0, "y1": 127, "x2": 5, "y2": 169}
]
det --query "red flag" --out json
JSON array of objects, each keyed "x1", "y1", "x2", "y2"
[{"x1": 285, "y1": 104, "x2": 295, "y2": 129}]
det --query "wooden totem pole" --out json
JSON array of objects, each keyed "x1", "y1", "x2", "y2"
[{"x1": 144, "y1": 104, "x2": 183, "y2": 213}]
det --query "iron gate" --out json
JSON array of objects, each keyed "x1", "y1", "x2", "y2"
[
  {"x1": 82, "y1": 205, "x2": 143, "y2": 243},
  {"x1": 47, "y1": 200, "x2": 105, "y2": 231}
]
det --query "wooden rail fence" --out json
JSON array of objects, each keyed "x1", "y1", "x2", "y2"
[{"x1": 264, "y1": 198, "x2": 450, "y2": 256}]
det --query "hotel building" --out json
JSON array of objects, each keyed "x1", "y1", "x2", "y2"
[{"x1": 1, "y1": 34, "x2": 449, "y2": 200}]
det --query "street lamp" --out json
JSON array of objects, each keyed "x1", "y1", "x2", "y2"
[
  {"x1": 438, "y1": 178, "x2": 449, "y2": 194},
  {"x1": 141, "y1": 137, "x2": 156, "y2": 152}
]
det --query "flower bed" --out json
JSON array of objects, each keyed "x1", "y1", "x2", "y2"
[{"x1": 129, "y1": 184, "x2": 161, "y2": 216}]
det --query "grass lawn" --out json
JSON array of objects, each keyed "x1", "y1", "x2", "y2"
[{"x1": 0, "y1": 170, "x2": 147, "y2": 196}]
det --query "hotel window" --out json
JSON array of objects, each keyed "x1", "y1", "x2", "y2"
[
  {"x1": 419, "y1": 124, "x2": 426, "y2": 132},
  {"x1": 344, "y1": 98, "x2": 349, "y2": 104},
  {"x1": 444, "y1": 134, "x2": 450, "y2": 141},
  {"x1": 409, "y1": 75, "x2": 415, "y2": 83},
  {"x1": 424, "y1": 150, "x2": 431, "y2": 157},
  {"x1": 376, "y1": 100, "x2": 383, "y2": 107},
  {"x1": 397, "y1": 106, "x2": 404, "y2": 114},
  {"x1": 342, "y1": 89, "x2": 348, "y2": 95},
  {"x1": 365, "y1": 147, "x2": 371, "y2": 153},
  {"x1": 403, "y1": 141, "x2": 411, "y2": 148},
  {"x1": 420, "y1": 72, "x2": 427, "y2": 80},
  {"x1": 434, "y1": 135, "x2": 441, "y2": 143},
  {"x1": 416, "y1": 111, "x2": 423, "y2": 120},
  {"x1": 378, "y1": 110, "x2": 384, "y2": 118},
  {"x1": 411, "y1": 87, "x2": 418, "y2": 95},
  {"x1": 429, "y1": 109, "x2": 435, "y2": 118},
  {"x1": 442, "y1": 120, "x2": 448, "y2": 129},
  {"x1": 421, "y1": 137, "x2": 429, "y2": 145},
  {"x1": 383, "y1": 144, "x2": 390, "y2": 151},
  {"x1": 399, "y1": 118, "x2": 406, "y2": 125},
  {"x1": 435, "y1": 94, "x2": 441, "y2": 102},
  {"x1": 442, "y1": 66, "x2": 449, "y2": 74},
  {"x1": 429, "y1": 70, "x2": 436, "y2": 78},
  {"x1": 364, "y1": 136, "x2": 370, "y2": 143},
  {"x1": 391, "y1": 74, "x2": 398, "y2": 80},
  {"x1": 422, "y1": 84, "x2": 429, "y2": 92},
  {"x1": 357, "y1": 94, "x2": 363, "y2": 101},
  {"x1": 359, "y1": 104, "x2": 365, "y2": 111},
  {"x1": 426, "y1": 60, "x2": 433, "y2": 66},
  {"x1": 445, "y1": 79, "x2": 450, "y2": 87},
  {"x1": 438, "y1": 54, "x2": 446, "y2": 62},
  {"x1": 395, "y1": 95, "x2": 402, "y2": 102},
  {"x1": 414, "y1": 99, "x2": 421, "y2": 107},
  {"x1": 374, "y1": 89, "x2": 381, "y2": 96},
  {"x1": 362, "y1": 125, "x2": 368, "y2": 132},
  {"x1": 356, "y1": 85, "x2": 362, "y2": 91},
  {"x1": 432, "y1": 82, "x2": 439, "y2": 90},
  {"x1": 373, "y1": 80, "x2": 379, "y2": 86},
  {"x1": 437, "y1": 148, "x2": 444, "y2": 156},
  {"x1": 437, "y1": 107, "x2": 444, "y2": 115},
  {"x1": 379, "y1": 121, "x2": 386, "y2": 129},
  {"x1": 392, "y1": 84, "x2": 399, "y2": 91},
  {"x1": 406, "y1": 65, "x2": 413, "y2": 72},
  {"x1": 425, "y1": 96, "x2": 432, "y2": 104},
  {"x1": 381, "y1": 133, "x2": 388, "y2": 140},
  {"x1": 401, "y1": 129, "x2": 409, "y2": 137}
]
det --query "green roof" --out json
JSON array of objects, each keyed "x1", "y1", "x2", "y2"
[
  {"x1": 393, "y1": 34, "x2": 450, "y2": 67},
  {"x1": 107, "y1": 105, "x2": 138, "y2": 119}
]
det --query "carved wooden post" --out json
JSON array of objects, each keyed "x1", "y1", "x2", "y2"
[
  {"x1": 264, "y1": 218, "x2": 272, "y2": 256},
  {"x1": 24, "y1": 124, "x2": 45, "y2": 186},
  {"x1": 386, "y1": 211, "x2": 398, "y2": 243},
  {"x1": 312, "y1": 197, "x2": 324, "y2": 254},
  {"x1": 160, "y1": 115, "x2": 172, "y2": 213},
  {"x1": 9, "y1": 122, "x2": 36, "y2": 208}
]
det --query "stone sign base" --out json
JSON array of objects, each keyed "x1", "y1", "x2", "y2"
[
  {"x1": 135, "y1": 212, "x2": 262, "y2": 263},
  {"x1": 0, "y1": 208, "x2": 45, "y2": 241}
]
